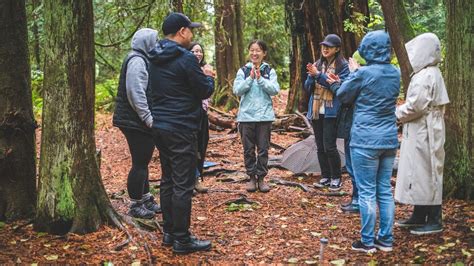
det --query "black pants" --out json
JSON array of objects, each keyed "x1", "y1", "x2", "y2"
[
  {"x1": 197, "y1": 113, "x2": 209, "y2": 177},
  {"x1": 120, "y1": 128, "x2": 154, "y2": 200},
  {"x1": 312, "y1": 115, "x2": 341, "y2": 179},
  {"x1": 153, "y1": 128, "x2": 197, "y2": 241},
  {"x1": 238, "y1": 122, "x2": 272, "y2": 178}
]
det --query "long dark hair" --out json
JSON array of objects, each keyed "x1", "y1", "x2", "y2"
[
  {"x1": 189, "y1": 42, "x2": 206, "y2": 67},
  {"x1": 247, "y1": 39, "x2": 268, "y2": 53},
  {"x1": 316, "y1": 39, "x2": 346, "y2": 72}
]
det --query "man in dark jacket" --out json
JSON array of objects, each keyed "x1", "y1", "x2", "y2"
[{"x1": 148, "y1": 12, "x2": 214, "y2": 254}]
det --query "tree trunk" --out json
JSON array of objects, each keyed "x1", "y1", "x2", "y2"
[
  {"x1": 35, "y1": 0, "x2": 119, "y2": 234},
  {"x1": 443, "y1": 0, "x2": 473, "y2": 200},
  {"x1": 171, "y1": 0, "x2": 184, "y2": 13},
  {"x1": 284, "y1": 0, "x2": 369, "y2": 113},
  {"x1": 31, "y1": 0, "x2": 42, "y2": 70},
  {"x1": 0, "y1": 0, "x2": 37, "y2": 222},
  {"x1": 380, "y1": 0, "x2": 415, "y2": 95},
  {"x1": 213, "y1": 0, "x2": 245, "y2": 110}
]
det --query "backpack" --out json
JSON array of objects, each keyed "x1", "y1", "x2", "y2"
[{"x1": 241, "y1": 64, "x2": 272, "y2": 80}]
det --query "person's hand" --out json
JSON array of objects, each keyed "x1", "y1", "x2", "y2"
[
  {"x1": 254, "y1": 65, "x2": 261, "y2": 80},
  {"x1": 306, "y1": 62, "x2": 319, "y2": 77},
  {"x1": 249, "y1": 67, "x2": 255, "y2": 79},
  {"x1": 348, "y1": 57, "x2": 360, "y2": 72},
  {"x1": 202, "y1": 64, "x2": 215, "y2": 78},
  {"x1": 326, "y1": 73, "x2": 340, "y2": 84}
]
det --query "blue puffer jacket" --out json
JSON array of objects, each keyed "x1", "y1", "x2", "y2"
[
  {"x1": 303, "y1": 60, "x2": 349, "y2": 120},
  {"x1": 233, "y1": 62, "x2": 280, "y2": 122},
  {"x1": 336, "y1": 30, "x2": 400, "y2": 149}
]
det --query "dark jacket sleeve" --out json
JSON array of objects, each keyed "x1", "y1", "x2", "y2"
[
  {"x1": 303, "y1": 75, "x2": 315, "y2": 94},
  {"x1": 315, "y1": 61, "x2": 350, "y2": 88},
  {"x1": 182, "y1": 53, "x2": 214, "y2": 99}
]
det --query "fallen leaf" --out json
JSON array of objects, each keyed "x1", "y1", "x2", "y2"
[
  {"x1": 329, "y1": 225, "x2": 338, "y2": 230},
  {"x1": 281, "y1": 224, "x2": 288, "y2": 228},
  {"x1": 418, "y1": 248, "x2": 428, "y2": 252},
  {"x1": 288, "y1": 257, "x2": 299, "y2": 263},
  {"x1": 414, "y1": 243, "x2": 423, "y2": 248},
  {"x1": 310, "y1": 232, "x2": 321, "y2": 237},
  {"x1": 63, "y1": 245, "x2": 70, "y2": 250},
  {"x1": 329, "y1": 244, "x2": 345, "y2": 250},
  {"x1": 330, "y1": 259, "x2": 345, "y2": 265},
  {"x1": 9, "y1": 240, "x2": 16, "y2": 245},
  {"x1": 445, "y1": 242, "x2": 456, "y2": 247},
  {"x1": 129, "y1": 246, "x2": 138, "y2": 251},
  {"x1": 44, "y1": 244, "x2": 51, "y2": 247},
  {"x1": 131, "y1": 261, "x2": 140, "y2": 266},
  {"x1": 44, "y1": 255, "x2": 58, "y2": 261},
  {"x1": 305, "y1": 260, "x2": 318, "y2": 264},
  {"x1": 197, "y1": 216, "x2": 207, "y2": 221},
  {"x1": 462, "y1": 249, "x2": 472, "y2": 258}
]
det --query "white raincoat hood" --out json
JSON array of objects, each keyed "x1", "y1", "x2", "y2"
[{"x1": 405, "y1": 33, "x2": 442, "y2": 74}]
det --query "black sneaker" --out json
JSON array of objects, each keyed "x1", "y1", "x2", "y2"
[
  {"x1": 128, "y1": 202, "x2": 155, "y2": 219},
  {"x1": 341, "y1": 203, "x2": 359, "y2": 213},
  {"x1": 351, "y1": 240, "x2": 376, "y2": 254},
  {"x1": 314, "y1": 177, "x2": 331, "y2": 188},
  {"x1": 374, "y1": 239, "x2": 393, "y2": 252},
  {"x1": 328, "y1": 178, "x2": 342, "y2": 191},
  {"x1": 143, "y1": 196, "x2": 162, "y2": 213},
  {"x1": 172, "y1": 238, "x2": 212, "y2": 254}
]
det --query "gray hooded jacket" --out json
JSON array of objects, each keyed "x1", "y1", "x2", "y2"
[{"x1": 126, "y1": 28, "x2": 158, "y2": 128}]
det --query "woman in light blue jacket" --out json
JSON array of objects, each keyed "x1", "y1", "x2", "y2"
[{"x1": 233, "y1": 40, "x2": 280, "y2": 193}]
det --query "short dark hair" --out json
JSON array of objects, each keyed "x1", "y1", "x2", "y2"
[
  {"x1": 188, "y1": 42, "x2": 206, "y2": 66},
  {"x1": 248, "y1": 39, "x2": 268, "y2": 53}
]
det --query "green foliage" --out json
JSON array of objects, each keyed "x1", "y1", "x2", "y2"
[
  {"x1": 404, "y1": 0, "x2": 446, "y2": 43},
  {"x1": 225, "y1": 203, "x2": 256, "y2": 212},
  {"x1": 95, "y1": 78, "x2": 118, "y2": 112},
  {"x1": 31, "y1": 70, "x2": 44, "y2": 118}
]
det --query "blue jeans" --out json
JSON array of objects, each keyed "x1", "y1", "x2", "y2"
[
  {"x1": 351, "y1": 147, "x2": 396, "y2": 246},
  {"x1": 344, "y1": 139, "x2": 358, "y2": 206}
]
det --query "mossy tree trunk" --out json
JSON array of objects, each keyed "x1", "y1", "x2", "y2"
[
  {"x1": 0, "y1": 0, "x2": 37, "y2": 222},
  {"x1": 443, "y1": 0, "x2": 473, "y2": 200},
  {"x1": 35, "y1": 0, "x2": 120, "y2": 234},
  {"x1": 380, "y1": 0, "x2": 415, "y2": 95},
  {"x1": 213, "y1": 0, "x2": 245, "y2": 110},
  {"x1": 285, "y1": 0, "x2": 369, "y2": 114}
]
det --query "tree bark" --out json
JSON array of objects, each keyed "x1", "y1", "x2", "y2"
[
  {"x1": 213, "y1": 0, "x2": 245, "y2": 110},
  {"x1": 380, "y1": 0, "x2": 415, "y2": 95},
  {"x1": 171, "y1": 0, "x2": 184, "y2": 13},
  {"x1": 31, "y1": 0, "x2": 42, "y2": 70},
  {"x1": 0, "y1": 0, "x2": 37, "y2": 222},
  {"x1": 284, "y1": 0, "x2": 369, "y2": 113},
  {"x1": 35, "y1": 0, "x2": 119, "y2": 234},
  {"x1": 443, "y1": 0, "x2": 473, "y2": 200}
]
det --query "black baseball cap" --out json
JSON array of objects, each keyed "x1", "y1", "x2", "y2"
[
  {"x1": 320, "y1": 34, "x2": 342, "y2": 47},
  {"x1": 162, "y1": 12, "x2": 202, "y2": 35}
]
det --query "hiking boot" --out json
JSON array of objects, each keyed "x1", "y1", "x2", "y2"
[
  {"x1": 257, "y1": 176, "x2": 271, "y2": 193},
  {"x1": 410, "y1": 205, "x2": 442, "y2": 235},
  {"x1": 143, "y1": 195, "x2": 161, "y2": 214},
  {"x1": 374, "y1": 239, "x2": 393, "y2": 252},
  {"x1": 341, "y1": 203, "x2": 359, "y2": 213},
  {"x1": 195, "y1": 180, "x2": 208, "y2": 193},
  {"x1": 246, "y1": 175, "x2": 257, "y2": 192},
  {"x1": 328, "y1": 177, "x2": 342, "y2": 191},
  {"x1": 314, "y1": 177, "x2": 331, "y2": 188},
  {"x1": 410, "y1": 223, "x2": 443, "y2": 235},
  {"x1": 395, "y1": 205, "x2": 427, "y2": 228},
  {"x1": 351, "y1": 240, "x2": 376, "y2": 254},
  {"x1": 163, "y1": 232, "x2": 197, "y2": 247},
  {"x1": 341, "y1": 199, "x2": 352, "y2": 207},
  {"x1": 128, "y1": 202, "x2": 155, "y2": 219},
  {"x1": 172, "y1": 238, "x2": 212, "y2": 254}
]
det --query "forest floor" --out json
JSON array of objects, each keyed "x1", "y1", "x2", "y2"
[{"x1": 0, "y1": 90, "x2": 473, "y2": 264}]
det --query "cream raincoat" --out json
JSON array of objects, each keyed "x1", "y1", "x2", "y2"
[{"x1": 394, "y1": 33, "x2": 450, "y2": 205}]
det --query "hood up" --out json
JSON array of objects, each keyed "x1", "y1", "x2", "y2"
[
  {"x1": 130, "y1": 28, "x2": 158, "y2": 56},
  {"x1": 405, "y1": 33, "x2": 442, "y2": 74},
  {"x1": 358, "y1": 30, "x2": 392, "y2": 64},
  {"x1": 149, "y1": 39, "x2": 185, "y2": 65}
]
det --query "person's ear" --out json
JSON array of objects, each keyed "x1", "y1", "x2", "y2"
[{"x1": 178, "y1": 27, "x2": 186, "y2": 37}]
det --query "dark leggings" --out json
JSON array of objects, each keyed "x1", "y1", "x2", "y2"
[
  {"x1": 197, "y1": 113, "x2": 209, "y2": 178},
  {"x1": 120, "y1": 128, "x2": 155, "y2": 200},
  {"x1": 312, "y1": 115, "x2": 341, "y2": 179}
]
